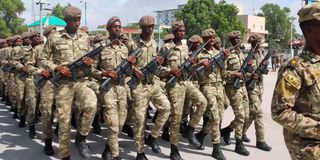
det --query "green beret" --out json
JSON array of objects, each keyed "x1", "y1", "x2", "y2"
[
  {"x1": 298, "y1": 3, "x2": 320, "y2": 23},
  {"x1": 64, "y1": 6, "x2": 82, "y2": 19},
  {"x1": 163, "y1": 34, "x2": 174, "y2": 41},
  {"x1": 188, "y1": 35, "x2": 203, "y2": 43},
  {"x1": 229, "y1": 30, "x2": 241, "y2": 39},
  {"x1": 107, "y1": 16, "x2": 121, "y2": 30},
  {"x1": 139, "y1": 16, "x2": 155, "y2": 27},
  {"x1": 172, "y1": 20, "x2": 184, "y2": 32},
  {"x1": 247, "y1": 34, "x2": 261, "y2": 43},
  {"x1": 202, "y1": 28, "x2": 216, "y2": 37}
]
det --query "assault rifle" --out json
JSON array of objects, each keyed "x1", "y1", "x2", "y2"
[
  {"x1": 127, "y1": 47, "x2": 171, "y2": 89},
  {"x1": 246, "y1": 50, "x2": 273, "y2": 90},
  {"x1": 165, "y1": 40, "x2": 210, "y2": 88},
  {"x1": 233, "y1": 43, "x2": 259, "y2": 89},
  {"x1": 100, "y1": 45, "x2": 145, "y2": 91},
  {"x1": 196, "y1": 43, "x2": 240, "y2": 76}
]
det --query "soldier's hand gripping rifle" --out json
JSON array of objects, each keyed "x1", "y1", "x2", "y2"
[
  {"x1": 48, "y1": 40, "x2": 110, "y2": 88},
  {"x1": 246, "y1": 50, "x2": 273, "y2": 90},
  {"x1": 233, "y1": 42, "x2": 259, "y2": 89},
  {"x1": 127, "y1": 47, "x2": 171, "y2": 89},
  {"x1": 100, "y1": 45, "x2": 145, "y2": 91},
  {"x1": 165, "y1": 40, "x2": 210, "y2": 88},
  {"x1": 196, "y1": 43, "x2": 240, "y2": 76}
]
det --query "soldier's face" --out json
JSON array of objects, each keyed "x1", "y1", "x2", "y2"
[
  {"x1": 65, "y1": 17, "x2": 81, "y2": 32},
  {"x1": 204, "y1": 36, "x2": 216, "y2": 46},
  {"x1": 7, "y1": 41, "x2": 12, "y2": 46},
  {"x1": 23, "y1": 38, "x2": 32, "y2": 45},
  {"x1": 110, "y1": 21, "x2": 122, "y2": 38},
  {"x1": 14, "y1": 39, "x2": 22, "y2": 46},
  {"x1": 174, "y1": 27, "x2": 185, "y2": 39},
  {"x1": 214, "y1": 42, "x2": 221, "y2": 50},
  {"x1": 231, "y1": 36, "x2": 241, "y2": 46},
  {"x1": 141, "y1": 25, "x2": 154, "y2": 37},
  {"x1": 190, "y1": 42, "x2": 200, "y2": 51}
]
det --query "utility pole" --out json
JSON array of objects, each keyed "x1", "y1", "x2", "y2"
[
  {"x1": 80, "y1": 0, "x2": 87, "y2": 26},
  {"x1": 36, "y1": 0, "x2": 50, "y2": 37}
]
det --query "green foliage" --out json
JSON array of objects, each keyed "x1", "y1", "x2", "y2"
[
  {"x1": 175, "y1": 0, "x2": 244, "y2": 45},
  {"x1": 258, "y1": 3, "x2": 296, "y2": 49},
  {"x1": 0, "y1": 0, "x2": 27, "y2": 38},
  {"x1": 51, "y1": 3, "x2": 67, "y2": 20}
]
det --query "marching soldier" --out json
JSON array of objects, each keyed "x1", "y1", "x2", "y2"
[{"x1": 271, "y1": 3, "x2": 320, "y2": 160}]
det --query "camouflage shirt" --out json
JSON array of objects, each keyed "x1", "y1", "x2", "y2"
[
  {"x1": 271, "y1": 50, "x2": 320, "y2": 140},
  {"x1": 223, "y1": 48, "x2": 246, "y2": 83},
  {"x1": 27, "y1": 44, "x2": 44, "y2": 75}
]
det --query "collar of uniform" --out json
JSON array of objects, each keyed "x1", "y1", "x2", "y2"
[
  {"x1": 109, "y1": 39, "x2": 125, "y2": 49},
  {"x1": 60, "y1": 29, "x2": 84, "y2": 39},
  {"x1": 139, "y1": 38, "x2": 153, "y2": 47},
  {"x1": 202, "y1": 47, "x2": 215, "y2": 54}
]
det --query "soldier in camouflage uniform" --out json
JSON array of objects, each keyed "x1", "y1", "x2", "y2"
[
  {"x1": 242, "y1": 34, "x2": 272, "y2": 151},
  {"x1": 220, "y1": 31, "x2": 250, "y2": 156},
  {"x1": 127, "y1": 16, "x2": 170, "y2": 160},
  {"x1": 94, "y1": 16, "x2": 131, "y2": 160},
  {"x1": 11, "y1": 34, "x2": 29, "y2": 128},
  {"x1": 193, "y1": 29, "x2": 226, "y2": 160},
  {"x1": 0, "y1": 39, "x2": 6, "y2": 101},
  {"x1": 159, "y1": 20, "x2": 207, "y2": 160},
  {"x1": 271, "y1": 3, "x2": 320, "y2": 160},
  {"x1": 40, "y1": 6, "x2": 97, "y2": 160}
]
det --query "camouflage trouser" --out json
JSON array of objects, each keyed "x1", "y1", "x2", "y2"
[
  {"x1": 181, "y1": 81, "x2": 200, "y2": 122},
  {"x1": 39, "y1": 81, "x2": 55, "y2": 139},
  {"x1": 243, "y1": 83, "x2": 265, "y2": 142},
  {"x1": 125, "y1": 84, "x2": 135, "y2": 126},
  {"x1": 167, "y1": 81, "x2": 207, "y2": 146},
  {"x1": 283, "y1": 128, "x2": 320, "y2": 160},
  {"x1": 55, "y1": 80, "x2": 97, "y2": 158},
  {"x1": 223, "y1": 87, "x2": 230, "y2": 109},
  {"x1": 3, "y1": 72, "x2": 9, "y2": 97},
  {"x1": 8, "y1": 73, "x2": 16, "y2": 107},
  {"x1": 131, "y1": 81, "x2": 170, "y2": 153},
  {"x1": 25, "y1": 77, "x2": 37, "y2": 125},
  {"x1": 225, "y1": 83, "x2": 250, "y2": 140},
  {"x1": 0, "y1": 70, "x2": 4, "y2": 96},
  {"x1": 15, "y1": 77, "x2": 25, "y2": 116},
  {"x1": 200, "y1": 83, "x2": 225, "y2": 144},
  {"x1": 101, "y1": 85, "x2": 127, "y2": 157}
]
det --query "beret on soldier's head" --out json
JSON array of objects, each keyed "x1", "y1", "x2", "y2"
[
  {"x1": 12, "y1": 35, "x2": 22, "y2": 41},
  {"x1": 247, "y1": 34, "x2": 261, "y2": 43},
  {"x1": 214, "y1": 37, "x2": 221, "y2": 43},
  {"x1": 171, "y1": 20, "x2": 184, "y2": 32},
  {"x1": 163, "y1": 34, "x2": 174, "y2": 41},
  {"x1": 43, "y1": 26, "x2": 56, "y2": 36},
  {"x1": 228, "y1": 30, "x2": 241, "y2": 39},
  {"x1": 188, "y1": 35, "x2": 203, "y2": 43},
  {"x1": 64, "y1": 6, "x2": 82, "y2": 19},
  {"x1": 139, "y1": 16, "x2": 155, "y2": 27},
  {"x1": 201, "y1": 28, "x2": 216, "y2": 37},
  {"x1": 107, "y1": 16, "x2": 121, "y2": 30},
  {"x1": 21, "y1": 32, "x2": 32, "y2": 39},
  {"x1": 6, "y1": 37, "x2": 13, "y2": 41},
  {"x1": 0, "y1": 39, "x2": 5, "y2": 44},
  {"x1": 30, "y1": 30, "x2": 40, "y2": 37},
  {"x1": 298, "y1": 3, "x2": 320, "y2": 23}
]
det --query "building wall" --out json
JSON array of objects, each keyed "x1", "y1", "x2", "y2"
[{"x1": 155, "y1": 9, "x2": 177, "y2": 26}]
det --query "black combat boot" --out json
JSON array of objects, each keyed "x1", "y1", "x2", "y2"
[
  {"x1": 10, "y1": 106, "x2": 14, "y2": 112},
  {"x1": 113, "y1": 156, "x2": 121, "y2": 160},
  {"x1": 101, "y1": 144, "x2": 112, "y2": 160},
  {"x1": 202, "y1": 115, "x2": 209, "y2": 127},
  {"x1": 61, "y1": 155, "x2": 70, "y2": 160},
  {"x1": 179, "y1": 120, "x2": 188, "y2": 134},
  {"x1": 195, "y1": 130, "x2": 207, "y2": 150},
  {"x1": 92, "y1": 114, "x2": 101, "y2": 135},
  {"x1": 235, "y1": 139, "x2": 250, "y2": 156},
  {"x1": 220, "y1": 125, "x2": 232, "y2": 145},
  {"x1": 182, "y1": 125, "x2": 200, "y2": 148},
  {"x1": 256, "y1": 141, "x2": 272, "y2": 151},
  {"x1": 169, "y1": 144, "x2": 183, "y2": 160},
  {"x1": 44, "y1": 138, "x2": 55, "y2": 156},
  {"x1": 145, "y1": 134, "x2": 161, "y2": 154},
  {"x1": 18, "y1": 115, "x2": 26, "y2": 128},
  {"x1": 136, "y1": 152, "x2": 148, "y2": 160},
  {"x1": 212, "y1": 144, "x2": 226, "y2": 160},
  {"x1": 5, "y1": 96, "x2": 11, "y2": 106},
  {"x1": 75, "y1": 132, "x2": 91, "y2": 159},
  {"x1": 71, "y1": 113, "x2": 77, "y2": 128},
  {"x1": 161, "y1": 126, "x2": 170, "y2": 142},
  {"x1": 12, "y1": 108, "x2": 18, "y2": 119},
  {"x1": 242, "y1": 134, "x2": 251, "y2": 143},
  {"x1": 122, "y1": 124, "x2": 134, "y2": 138},
  {"x1": 54, "y1": 123, "x2": 59, "y2": 137},
  {"x1": 29, "y1": 125, "x2": 37, "y2": 139}
]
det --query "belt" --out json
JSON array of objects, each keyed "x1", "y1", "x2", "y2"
[{"x1": 201, "y1": 82, "x2": 223, "y2": 87}]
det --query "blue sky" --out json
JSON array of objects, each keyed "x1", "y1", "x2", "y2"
[{"x1": 21, "y1": 0, "x2": 303, "y2": 33}]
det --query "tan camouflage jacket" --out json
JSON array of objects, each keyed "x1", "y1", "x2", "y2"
[
  {"x1": 27, "y1": 44, "x2": 44, "y2": 75},
  {"x1": 11, "y1": 45, "x2": 32, "y2": 69},
  {"x1": 271, "y1": 50, "x2": 320, "y2": 140},
  {"x1": 223, "y1": 48, "x2": 246, "y2": 84}
]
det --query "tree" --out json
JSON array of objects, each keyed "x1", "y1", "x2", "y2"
[
  {"x1": 257, "y1": 3, "x2": 296, "y2": 49},
  {"x1": 51, "y1": 3, "x2": 68, "y2": 20},
  {"x1": 0, "y1": 0, "x2": 27, "y2": 38},
  {"x1": 175, "y1": 0, "x2": 244, "y2": 45}
]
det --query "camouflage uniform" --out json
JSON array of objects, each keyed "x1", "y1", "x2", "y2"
[
  {"x1": 4, "y1": 46, "x2": 15, "y2": 107},
  {"x1": 95, "y1": 41, "x2": 129, "y2": 157},
  {"x1": 131, "y1": 38, "x2": 170, "y2": 154},
  {"x1": 271, "y1": 4, "x2": 320, "y2": 160},
  {"x1": 40, "y1": 29, "x2": 97, "y2": 158},
  {"x1": 223, "y1": 48, "x2": 250, "y2": 140}
]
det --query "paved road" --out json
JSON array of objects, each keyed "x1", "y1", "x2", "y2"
[{"x1": 0, "y1": 71, "x2": 290, "y2": 160}]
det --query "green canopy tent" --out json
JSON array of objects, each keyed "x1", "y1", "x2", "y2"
[{"x1": 28, "y1": 15, "x2": 66, "y2": 27}]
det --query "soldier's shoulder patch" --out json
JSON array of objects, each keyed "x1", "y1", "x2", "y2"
[{"x1": 284, "y1": 73, "x2": 301, "y2": 89}]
